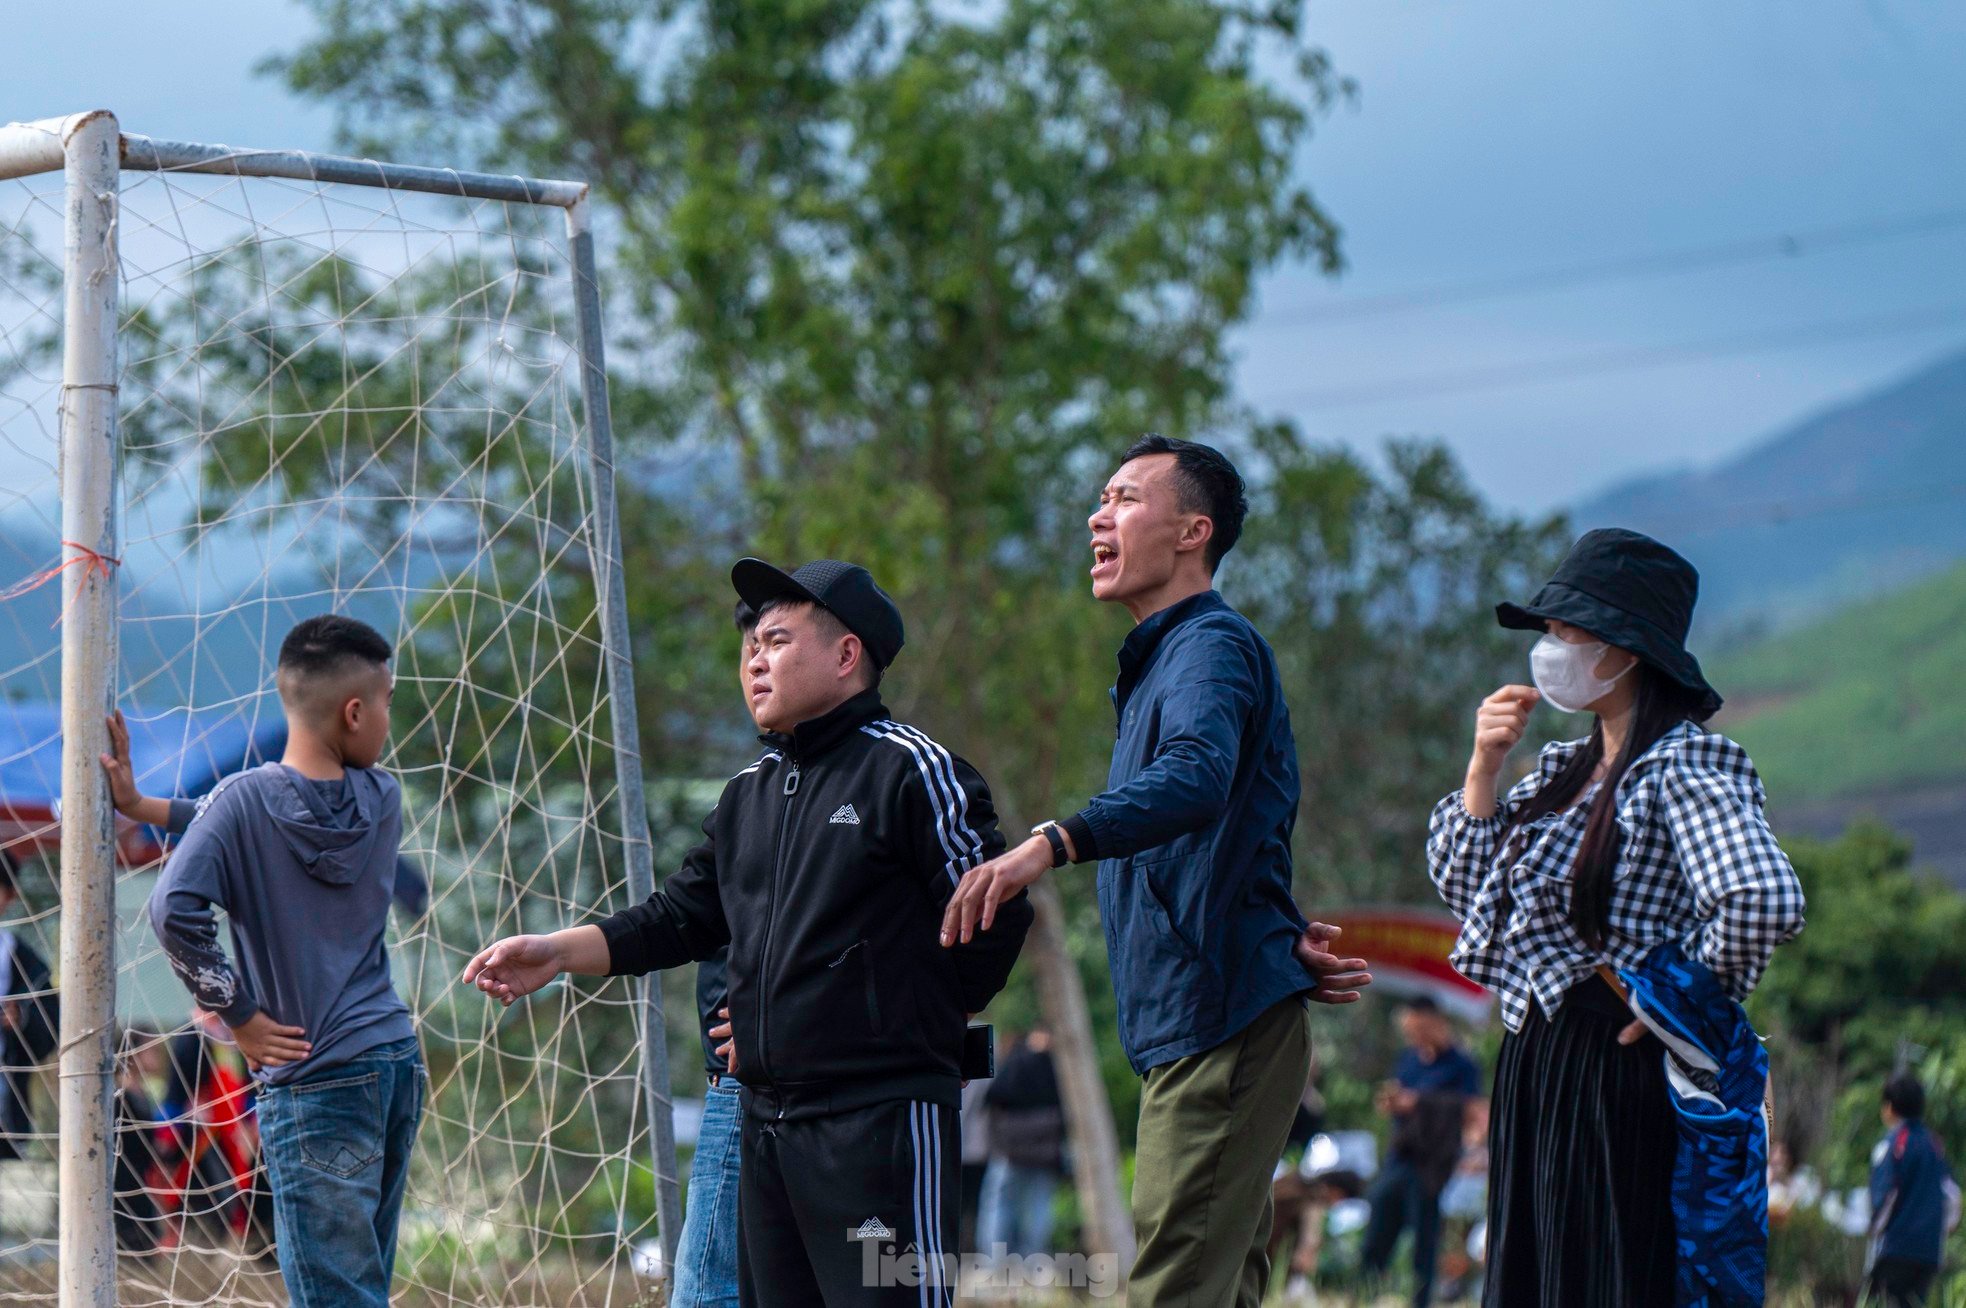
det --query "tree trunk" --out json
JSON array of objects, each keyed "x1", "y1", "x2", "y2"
[{"x1": 1025, "y1": 878, "x2": 1135, "y2": 1279}]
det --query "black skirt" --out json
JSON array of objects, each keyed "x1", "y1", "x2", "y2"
[{"x1": 1484, "y1": 975, "x2": 1678, "y2": 1308}]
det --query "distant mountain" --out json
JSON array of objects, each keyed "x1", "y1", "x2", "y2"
[
  {"x1": 1709, "y1": 560, "x2": 1966, "y2": 883},
  {"x1": 1575, "y1": 347, "x2": 1966, "y2": 642}
]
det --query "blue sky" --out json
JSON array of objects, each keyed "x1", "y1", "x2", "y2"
[{"x1": 8, "y1": 0, "x2": 1965, "y2": 515}]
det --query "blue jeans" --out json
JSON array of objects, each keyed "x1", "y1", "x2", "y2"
[
  {"x1": 976, "y1": 1158, "x2": 1058, "y2": 1258},
  {"x1": 255, "y1": 1038, "x2": 424, "y2": 1308},
  {"x1": 672, "y1": 1078, "x2": 743, "y2": 1308}
]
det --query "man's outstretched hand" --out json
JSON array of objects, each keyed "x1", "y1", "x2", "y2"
[
  {"x1": 463, "y1": 934, "x2": 565, "y2": 1006},
  {"x1": 940, "y1": 836, "x2": 1051, "y2": 946},
  {"x1": 1296, "y1": 922, "x2": 1372, "y2": 1005}
]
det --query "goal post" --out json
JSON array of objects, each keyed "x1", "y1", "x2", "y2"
[{"x1": 0, "y1": 111, "x2": 682, "y2": 1304}]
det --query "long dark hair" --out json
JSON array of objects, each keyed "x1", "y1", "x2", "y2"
[{"x1": 1507, "y1": 661, "x2": 1707, "y2": 949}]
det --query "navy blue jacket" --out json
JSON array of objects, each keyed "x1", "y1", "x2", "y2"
[
  {"x1": 1060, "y1": 590, "x2": 1311, "y2": 1073},
  {"x1": 1871, "y1": 1119, "x2": 1952, "y2": 1267}
]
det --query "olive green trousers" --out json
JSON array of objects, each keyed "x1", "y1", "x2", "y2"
[{"x1": 1128, "y1": 996, "x2": 1312, "y2": 1307}]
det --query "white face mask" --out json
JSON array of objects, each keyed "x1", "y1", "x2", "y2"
[{"x1": 1530, "y1": 633, "x2": 1634, "y2": 713}]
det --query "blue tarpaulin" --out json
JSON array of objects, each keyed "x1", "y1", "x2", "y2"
[{"x1": 0, "y1": 700, "x2": 286, "y2": 862}]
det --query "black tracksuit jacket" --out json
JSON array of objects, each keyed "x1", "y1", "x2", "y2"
[{"x1": 599, "y1": 689, "x2": 1034, "y2": 1118}]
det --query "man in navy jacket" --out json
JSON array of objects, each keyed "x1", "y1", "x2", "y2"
[
  {"x1": 943, "y1": 434, "x2": 1371, "y2": 1306},
  {"x1": 1868, "y1": 1074, "x2": 1955, "y2": 1307}
]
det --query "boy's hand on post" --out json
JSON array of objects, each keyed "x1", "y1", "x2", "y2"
[
  {"x1": 462, "y1": 934, "x2": 565, "y2": 1006},
  {"x1": 941, "y1": 835, "x2": 1051, "y2": 946},
  {"x1": 229, "y1": 1011, "x2": 311, "y2": 1071},
  {"x1": 98, "y1": 710, "x2": 144, "y2": 819},
  {"x1": 99, "y1": 710, "x2": 178, "y2": 827},
  {"x1": 1294, "y1": 922, "x2": 1372, "y2": 1004}
]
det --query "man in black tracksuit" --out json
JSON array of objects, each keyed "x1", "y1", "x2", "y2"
[{"x1": 466, "y1": 558, "x2": 1033, "y2": 1307}]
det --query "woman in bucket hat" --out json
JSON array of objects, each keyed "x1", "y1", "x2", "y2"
[{"x1": 1425, "y1": 527, "x2": 1806, "y2": 1307}]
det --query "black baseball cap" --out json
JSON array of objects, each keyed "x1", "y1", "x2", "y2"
[{"x1": 730, "y1": 558, "x2": 906, "y2": 670}]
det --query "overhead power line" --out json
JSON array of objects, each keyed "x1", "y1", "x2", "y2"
[
  {"x1": 1273, "y1": 302, "x2": 1966, "y2": 412},
  {"x1": 1262, "y1": 208, "x2": 1966, "y2": 326}
]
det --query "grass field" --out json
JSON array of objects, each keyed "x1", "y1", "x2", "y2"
[{"x1": 1708, "y1": 559, "x2": 1966, "y2": 804}]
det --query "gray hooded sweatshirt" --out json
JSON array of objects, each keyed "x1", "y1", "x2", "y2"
[{"x1": 149, "y1": 762, "x2": 415, "y2": 1084}]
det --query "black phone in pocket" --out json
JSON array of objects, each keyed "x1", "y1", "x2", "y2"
[{"x1": 961, "y1": 1023, "x2": 996, "y2": 1081}]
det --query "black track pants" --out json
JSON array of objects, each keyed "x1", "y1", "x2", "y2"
[{"x1": 737, "y1": 1098, "x2": 958, "y2": 1308}]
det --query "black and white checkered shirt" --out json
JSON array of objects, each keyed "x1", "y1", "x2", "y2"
[{"x1": 1427, "y1": 721, "x2": 1805, "y2": 1034}]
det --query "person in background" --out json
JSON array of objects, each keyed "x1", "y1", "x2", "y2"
[
  {"x1": 1435, "y1": 1097, "x2": 1492, "y2": 1304},
  {"x1": 0, "y1": 848, "x2": 56, "y2": 1163},
  {"x1": 959, "y1": 1075, "x2": 992, "y2": 1253},
  {"x1": 112, "y1": 1031, "x2": 171, "y2": 1253},
  {"x1": 1766, "y1": 1138, "x2": 1820, "y2": 1228},
  {"x1": 1360, "y1": 996, "x2": 1481, "y2": 1308},
  {"x1": 1284, "y1": 1053, "x2": 1327, "y2": 1163},
  {"x1": 668, "y1": 601, "x2": 761, "y2": 1308},
  {"x1": 145, "y1": 1010, "x2": 268, "y2": 1250},
  {"x1": 1866, "y1": 1074, "x2": 1955, "y2": 1307},
  {"x1": 977, "y1": 1025, "x2": 1067, "y2": 1261}
]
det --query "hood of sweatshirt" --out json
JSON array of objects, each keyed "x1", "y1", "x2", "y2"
[{"x1": 254, "y1": 763, "x2": 390, "y2": 888}]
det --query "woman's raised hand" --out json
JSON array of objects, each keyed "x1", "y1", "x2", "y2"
[
  {"x1": 1472, "y1": 684, "x2": 1540, "y2": 777},
  {"x1": 1463, "y1": 684, "x2": 1540, "y2": 819}
]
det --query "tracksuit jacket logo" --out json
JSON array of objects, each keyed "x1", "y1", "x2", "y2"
[
  {"x1": 829, "y1": 803, "x2": 861, "y2": 825},
  {"x1": 851, "y1": 1216, "x2": 894, "y2": 1241}
]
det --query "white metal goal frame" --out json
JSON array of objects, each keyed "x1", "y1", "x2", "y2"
[{"x1": 0, "y1": 110, "x2": 680, "y2": 1305}]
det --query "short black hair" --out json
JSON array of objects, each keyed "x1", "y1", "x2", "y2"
[
  {"x1": 277, "y1": 614, "x2": 393, "y2": 683},
  {"x1": 1402, "y1": 996, "x2": 1443, "y2": 1017},
  {"x1": 1884, "y1": 1074, "x2": 1926, "y2": 1121},
  {"x1": 1119, "y1": 434, "x2": 1247, "y2": 572},
  {"x1": 734, "y1": 601, "x2": 758, "y2": 632}
]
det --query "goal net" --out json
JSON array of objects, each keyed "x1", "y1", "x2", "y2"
[{"x1": 0, "y1": 116, "x2": 679, "y2": 1305}]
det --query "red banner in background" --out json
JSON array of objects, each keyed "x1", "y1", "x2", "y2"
[{"x1": 1326, "y1": 907, "x2": 1492, "y2": 1023}]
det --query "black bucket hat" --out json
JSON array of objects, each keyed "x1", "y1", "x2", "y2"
[{"x1": 1496, "y1": 527, "x2": 1722, "y2": 720}]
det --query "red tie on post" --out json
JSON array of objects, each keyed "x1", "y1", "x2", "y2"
[{"x1": 0, "y1": 540, "x2": 123, "y2": 621}]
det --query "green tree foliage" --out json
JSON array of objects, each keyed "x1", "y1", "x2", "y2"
[
  {"x1": 1751, "y1": 822, "x2": 1966, "y2": 1183},
  {"x1": 1750, "y1": 825, "x2": 1966, "y2": 1301},
  {"x1": 267, "y1": 0, "x2": 1563, "y2": 898}
]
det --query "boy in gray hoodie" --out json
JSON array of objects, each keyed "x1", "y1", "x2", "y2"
[{"x1": 136, "y1": 614, "x2": 422, "y2": 1308}]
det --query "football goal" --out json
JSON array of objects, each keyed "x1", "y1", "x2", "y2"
[{"x1": 0, "y1": 110, "x2": 680, "y2": 1306}]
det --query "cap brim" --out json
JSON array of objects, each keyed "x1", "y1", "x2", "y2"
[
  {"x1": 1495, "y1": 601, "x2": 1550, "y2": 633},
  {"x1": 731, "y1": 557, "x2": 820, "y2": 614}
]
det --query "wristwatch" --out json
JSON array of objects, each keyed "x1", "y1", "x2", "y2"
[{"x1": 1031, "y1": 821, "x2": 1068, "y2": 869}]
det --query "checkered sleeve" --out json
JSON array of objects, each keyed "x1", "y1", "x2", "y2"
[
  {"x1": 1427, "y1": 790, "x2": 1508, "y2": 920},
  {"x1": 1662, "y1": 739, "x2": 1806, "y2": 997}
]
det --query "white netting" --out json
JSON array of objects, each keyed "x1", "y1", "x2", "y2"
[{"x1": 0, "y1": 150, "x2": 672, "y2": 1304}]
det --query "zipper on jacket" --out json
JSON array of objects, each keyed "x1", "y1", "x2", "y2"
[{"x1": 755, "y1": 759, "x2": 802, "y2": 1088}]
